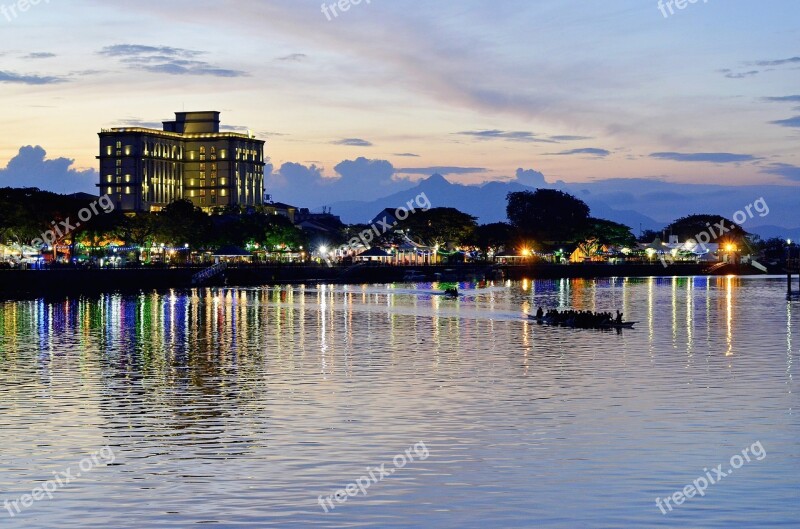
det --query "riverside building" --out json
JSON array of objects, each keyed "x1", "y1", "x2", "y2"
[{"x1": 98, "y1": 111, "x2": 266, "y2": 212}]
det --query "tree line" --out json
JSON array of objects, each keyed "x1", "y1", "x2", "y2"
[{"x1": 0, "y1": 186, "x2": 784, "y2": 262}]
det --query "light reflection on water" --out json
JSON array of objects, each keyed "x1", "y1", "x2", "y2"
[{"x1": 0, "y1": 277, "x2": 798, "y2": 528}]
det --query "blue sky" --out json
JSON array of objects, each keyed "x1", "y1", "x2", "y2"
[{"x1": 0, "y1": 0, "x2": 798, "y2": 206}]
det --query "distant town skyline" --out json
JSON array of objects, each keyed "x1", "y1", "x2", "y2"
[{"x1": 0, "y1": 0, "x2": 799, "y2": 203}]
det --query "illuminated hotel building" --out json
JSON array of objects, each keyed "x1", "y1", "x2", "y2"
[{"x1": 98, "y1": 111, "x2": 266, "y2": 212}]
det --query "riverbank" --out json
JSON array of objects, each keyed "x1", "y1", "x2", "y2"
[{"x1": 0, "y1": 262, "x2": 762, "y2": 298}]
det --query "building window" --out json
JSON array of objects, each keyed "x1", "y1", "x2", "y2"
[
  {"x1": 107, "y1": 187, "x2": 113, "y2": 194},
  {"x1": 125, "y1": 175, "x2": 131, "y2": 183},
  {"x1": 125, "y1": 186, "x2": 131, "y2": 195},
  {"x1": 116, "y1": 141, "x2": 121, "y2": 149},
  {"x1": 106, "y1": 146, "x2": 112, "y2": 156},
  {"x1": 200, "y1": 146, "x2": 206, "y2": 154},
  {"x1": 107, "y1": 175, "x2": 113, "y2": 183}
]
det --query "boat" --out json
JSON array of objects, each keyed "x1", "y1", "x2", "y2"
[
  {"x1": 442, "y1": 289, "x2": 460, "y2": 299},
  {"x1": 528, "y1": 315, "x2": 637, "y2": 329}
]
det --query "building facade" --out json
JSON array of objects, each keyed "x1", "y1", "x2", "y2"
[{"x1": 98, "y1": 111, "x2": 266, "y2": 212}]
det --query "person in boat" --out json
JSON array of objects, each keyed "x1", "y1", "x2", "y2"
[
  {"x1": 444, "y1": 287, "x2": 459, "y2": 297},
  {"x1": 536, "y1": 307, "x2": 544, "y2": 319},
  {"x1": 540, "y1": 308, "x2": 623, "y2": 327}
]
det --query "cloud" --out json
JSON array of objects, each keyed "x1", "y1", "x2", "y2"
[
  {"x1": 769, "y1": 116, "x2": 800, "y2": 128},
  {"x1": 549, "y1": 135, "x2": 593, "y2": 141},
  {"x1": 277, "y1": 53, "x2": 307, "y2": 61},
  {"x1": 763, "y1": 163, "x2": 800, "y2": 181},
  {"x1": 550, "y1": 148, "x2": 610, "y2": 157},
  {"x1": 394, "y1": 153, "x2": 420, "y2": 157},
  {"x1": 266, "y1": 157, "x2": 415, "y2": 206},
  {"x1": 332, "y1": 138, "x2": 373, "y2": 147},
  {"x1": 763, "y1": 95, "x2": 800, "y2": 103},
  {"x1": 334, "y1": 157, "x2": 395, "y2": 184},
  {"x1": 117, "y1": 118, "x2": 166, "y2": 128},
  {"x1": 720, "y1": 69, "x2": 759, "y2": 79},
  {"x1": 754, "y1": 56, "x2": 800, "y2": 67},
  {"x1": 22, "y1": 52, "x2": 56, "y2": 60},
  {"x1": 142, "y1": 61, "x2": 245, "y2": 77},
  {"x1": 0, "y1": 70, "x2": 65, "y2": 85},
  {"x1": 99, "y1": 44, "x2": 246, "y2": 77},
  {"x1": 721, "y1": 56, "x2": 800, "y2": 80},
  {"x1": 456, "y1": 129, "x2": 555, "y2": 143},
  {"x1": 456, "y1": 130, "x2": 594, "y2": 143},
  {"x1": 99, "y1": 44, "x2": 204, "y2": 58},
  {"x1": 396, "y1": 166, "x2": 486, "y2": 176},
  {"x1": 0, "y1": 146, "x2": 97, "y2": 194},
  {"x1": 266, "y1": 161, "x2": 326, "y2": 192},
  {"x1": 515, "y1": 168, "x2": 547, "y2": 187},
  {"x1": 649, "y1": 152, "x2": 758, "y2": 163}
]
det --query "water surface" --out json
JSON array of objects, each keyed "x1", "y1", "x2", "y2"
[{"x1": 0, "y1": 277, "x2": 797, "y2": 528}]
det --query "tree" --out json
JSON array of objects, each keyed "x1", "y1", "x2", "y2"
[
  {"x1": 638, "y1": 229, "x2": 661, "y2": 243},
  {"x1": 116, "y1": 214, "x2": 157, "y2": 262},
  {"x1": 506, "y1": 189, "x2": 590, "y2": 244},
  {"x1": 398, "y1": 207, "x2": 477, "y2": 248},
  {"x1": 472, "y1": 222, "x2": 513, "y2": 260},
  {"x1": 262, "y1": 215, "x2": 307, "y2": 251},
  {"x1": 664, "y1": 214, "x2": 748, "y2": 245},
  {"x1": 757, "y1": 237, "x2": 790, "y2": 262},
  {"x1": 76, "y1": 210, "x2": 126, "y2": 258},
  {"x1": 586, "y1": 218, "x2": 636, "y2": 247},
  {"x1": 155, "y1": 199, "x2": 211, "y2": 248}
]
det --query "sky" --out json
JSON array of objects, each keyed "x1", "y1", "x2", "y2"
[{"x1": 0, "y1": 0, "x2": 799, "y2": 206}]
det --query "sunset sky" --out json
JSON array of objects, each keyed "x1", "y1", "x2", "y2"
[{"x1": 0, "y1": 0, "x2": 798, "y2": 202}]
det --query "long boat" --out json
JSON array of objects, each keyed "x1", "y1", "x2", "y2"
[{"x1": 528, "y1": 315, "x2": 637, "y2": 329}]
